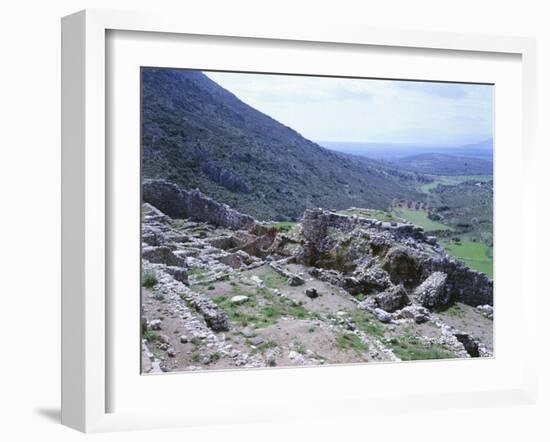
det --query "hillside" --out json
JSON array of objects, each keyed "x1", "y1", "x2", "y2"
[
  {"x1": 391, "y1": 153, "x2": 493, "y2": 176},
  {"x1": 141, "y1": 68, "x2": 424, "y2": 220}
]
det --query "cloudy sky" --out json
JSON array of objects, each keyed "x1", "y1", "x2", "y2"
[{"x1": 205, "y1": 71, "x2": 494, "y2": 147}]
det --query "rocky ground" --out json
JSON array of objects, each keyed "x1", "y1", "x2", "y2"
[{"x1": 140, "y1": 180, "x2": 494, "y2": 373}]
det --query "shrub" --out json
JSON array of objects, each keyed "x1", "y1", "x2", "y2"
[{"x1": 142, "y1": 270, "x2": 158, "y2": 288}]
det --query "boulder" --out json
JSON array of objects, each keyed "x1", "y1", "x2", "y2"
[
  {"x1": 476, "y1": 304, "x2": 494, "y2": 319},
  {"x1": 413, "y1": 272, "x2": 449, "y2": 308},
  {"x1": 305, "y1": 288, "x2": 319, "y2": 299},
  {"x1": 288, "y1": 275, "x2": 305, "y2": 286},
  {"x1": 149, "y1": 319, "x2": 162, "y2": 330},
  {"x1": 374, "y1": 285, "x2": 410, "y2": 312},
  {"x1": 230, "y1": 295, "x2": 249, "y2": 305},
  {"x1": 241, "y1": 327, "x2": 255, "y2": 338},
  {"x1": 373, "y1": 308, "x2": 392, "y2": 323},
  {"x1": 251, "y1": 336, "x2": 264, "y2": 346},
  {"x1": 395, "y1": 305, "x2": 431, "y2": 324},
  {"x1": 353, "y1": 264, "x2": 392, "y2": 293}
]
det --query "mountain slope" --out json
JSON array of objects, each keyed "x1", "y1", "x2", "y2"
[{"x1": 141, "y1": 68, "x2": 424, "y2": 220}]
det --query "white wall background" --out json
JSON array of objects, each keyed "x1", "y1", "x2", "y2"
[{"x1": 0, "y1": 1, "x2": 547, "y2": 440}]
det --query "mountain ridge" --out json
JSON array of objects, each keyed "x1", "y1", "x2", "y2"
[{"x1": 141, "y1": 68, "x2": 425, "y2": 220}]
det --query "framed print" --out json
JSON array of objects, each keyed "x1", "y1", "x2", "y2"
[{"x1": 61, "y1": 9, "x2": 538, "y2": 432}]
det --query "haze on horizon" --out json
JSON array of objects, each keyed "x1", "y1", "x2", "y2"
[{"x1": 205, "y1": 71, "x2": 494, "y2": 149}]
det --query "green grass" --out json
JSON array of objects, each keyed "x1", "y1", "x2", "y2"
[
  {"x1": 188, "y1": 266, "x2": 208, "y2": 281},
  {"x1": 142, "y1": 270, "x2": 158, "y2": 288},
  {"x1": 420, "y1": 175, "x2": 493, "y2": 193},
  {"x1": 433, "y1": 303, "x2": 465, "y2": 318},
  {"x1": 336, "y1": 333, "x2": 369, "y2": 354},
  {"x1": 268, "y1": 221, "x2": 298, "y2": 233},
  {"x1": 338, "y1": 208, "x2": 404, "y2": 223},
  {"x1": 190, "y1": 337, "x2": 202, "y2": 347},
  {"x1": 293, "y1": 340, "x2": 306, "y2": 354},
  {"x1": 207, "y1": 352, "x2": 221, "y2": 363},
  {"x1": 143, "y1": 330, "x2": 158, "y2": 343},
  {"x1": 441, "y1": 239, "x2": 493, "y2": 277},
  {"x1": 348, "y1": 310, "x2": 385, "y2": 337},
  {"x1": 388, "y1": 335, "x2": 455, "y2": 361},
  {"x1": 257, "y1": 268, "x2": 287, "y2": 289},
  {"x1": 250, "y1": 340, "x2": 278, "y2": 354},
  {"x1": 392, "y1": 207, "x2": 452, "y2": 232},
  {"x1": 212, "y1": 286, "x2": 310, "y2": 329}
]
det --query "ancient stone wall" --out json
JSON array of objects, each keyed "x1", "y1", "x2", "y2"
[{"x1": 142, "y1": 179, "x2": 256, "y2": 230}]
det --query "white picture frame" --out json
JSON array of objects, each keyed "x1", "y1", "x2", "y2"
[{"x1": 61, "y1": 9, "x2": 538, "y2": 433}]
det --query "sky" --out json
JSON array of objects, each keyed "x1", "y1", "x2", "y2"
[{"x1": 205, "y1": 71, "x2": 494, "y2": 147}]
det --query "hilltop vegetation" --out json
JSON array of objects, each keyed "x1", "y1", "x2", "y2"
[{"x1": 141, "y1": 68, "x2": 425, "y2": 220}]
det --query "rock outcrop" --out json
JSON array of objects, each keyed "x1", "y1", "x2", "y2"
[
  {"x1": 374, "y1": 285, "x2": 410, "y2": 312},
  {"x1": 413, "y1": 272, "x2": 448, "y2": 308},
  {"x1": 298, "y1": 208, "x2": 493, "y2": 307},
  {"x1": 142, "y1": 179, "x2": 256, "y2": 230}
]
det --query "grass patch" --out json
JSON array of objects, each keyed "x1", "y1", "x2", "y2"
[
  {"x1": 141, "y1": 206, "x2": 152, "y2": 217},
  {"x1": 269, "y1": 221, "x2": 297, "y2": 233},
  {"x1": 142, "y1": 270, "x2": 158, "y2": 288},
  {"x1": 212, "y1": 285, "x2": 311, "y2": 329},
  {"x1": 190, "y1": 337, "x2": 202, "y2": 347},
  {"x1": 188, "y1": 266, "x2": 208, "y2": 282},
  {"x1": 338, "y1": 208, "x2": 403, "y2": 223},
  {"x1": 336, "y1": 333, "x2": 369, "y2": 354},
  {"x1": 420, "y1": 175, "x2": 493, "y2": 193},
  {"x1": 212, "y1": 294, "x2": 273, "y2": 329},
  {"x1": 171, "y1": 219, "x2": 188, "y2": 230},
  {"x1": 433, "y1": 303, "x2": 465, "y2": 318},
  {"x1": 392, "y1": 207, "x2": 452, "y2": 232},
  {"x1": 207, "y1": 352, "x2": 221, "y2": 364},
  {"x1": 143, "y1": 330, "x2": 158, "y2": 343},
  {"x1": 388, "y1": 335, "x2": 455, "y2": 361},
  {"x1": 257, "y1": 268, "x2": 287, "y2": 289},
  {"x1": 250, "y1": 340, "x2": 278, "y2": 354},
  {"x1": 440, "y1": 239, "x2": 493, "y2": 277},
  {"x1": 348, "y1": 310, "x2": 385, "y2": 337},
  {"x1": 293, "y1": 340, "x2": 306, "y2": 354}
]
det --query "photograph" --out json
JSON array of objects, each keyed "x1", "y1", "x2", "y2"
[{"x1": 140, "y1": 67, "x2": 494, "y2": 373}]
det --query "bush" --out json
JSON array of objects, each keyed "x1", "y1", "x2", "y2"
[{"x1": 142, "y1": 270, "x2": 158, "y2": 288}]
